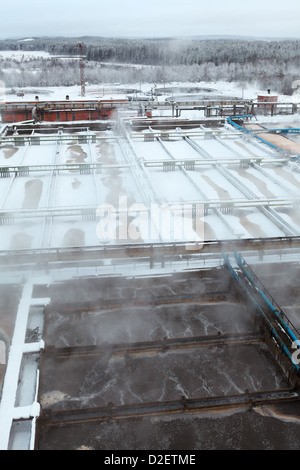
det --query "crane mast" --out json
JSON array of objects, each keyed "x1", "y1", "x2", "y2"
[{"x1": 78, "y1": 42, "x2": 86, "y2": 97}]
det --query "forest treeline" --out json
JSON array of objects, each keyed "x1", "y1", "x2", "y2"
[{"x1": 0, "y1": 36, "x2": 299, "y2": 94}]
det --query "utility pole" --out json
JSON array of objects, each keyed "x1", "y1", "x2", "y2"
[{"x1": 78, "y1": 42, "x2": 85, "y2": 97}]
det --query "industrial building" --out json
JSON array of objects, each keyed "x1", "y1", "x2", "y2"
[{"x1": 0, "y1": 93, "x2": 300, "y2": 450}]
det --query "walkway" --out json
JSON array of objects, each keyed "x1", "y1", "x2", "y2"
[{"x1": 244, "y1": 123, "x2": 300, "y2": 155}]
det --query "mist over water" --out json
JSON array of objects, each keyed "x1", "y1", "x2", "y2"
[
  {"x1": 1, "y1": 51, "x2": 300, "y2": 449},
  {"x1": 35, "y1": 263, "x2": 300, "y2": 450}
]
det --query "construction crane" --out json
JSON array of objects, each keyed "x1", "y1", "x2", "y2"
[{"x1": 78, "y1": 43, "x2": 86, "y2": 97}]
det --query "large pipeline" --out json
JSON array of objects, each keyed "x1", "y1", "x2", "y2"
[
  {"x1": 233, "y1": 250, "x2": 300, "y2": 347},
  {"x1": 227, "y1": 115, "x2": 291, "y2": 153},
  {"x1": 222, "y1": 251, "x2": 300, "y2": 373}
]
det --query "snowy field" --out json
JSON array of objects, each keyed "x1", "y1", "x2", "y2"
[
  {"x1": 0, "y1": 57, "x2": 300, "y2": 449},
  {"x1": 1, "y1": 118, "x2": 300, "y2": 250},
  {"x1": 0, "y1": 72, "x2": 300, "y2": 251},
  {"x1": 0, "y1": 50, "x2": 52, "y2": 60}
]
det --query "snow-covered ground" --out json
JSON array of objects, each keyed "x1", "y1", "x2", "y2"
[
  {"x1": 0, "y1": 83, "x2": 300, "y2": 250},
  {"x1": 0, "y1": 72, "x2": 300, "y2": 449},
  {"x1": 1, "y1": 75, "x2": 299, "y2": 103},
  {"x1": 1, "y1": 123, "x2": 300, "y2": 250}
]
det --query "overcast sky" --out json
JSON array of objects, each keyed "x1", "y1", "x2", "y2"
[{"x1": 0, "y1": 0, "x2": 299, "y2": 39}]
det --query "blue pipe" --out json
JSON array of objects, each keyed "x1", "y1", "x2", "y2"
[
  {"x1": 227, "y1": 115, "x2": 253, "y2": 133},
  {"x1": 227, "y1": 115, "x2": 284, "y2": 152},
  {"x1": 253, "y1": 134, "x2": 283, "y2": 151},
  {"x1": 233, "y1": 251, "x2": 300, "y2": 346},
  {"x1": 222, "y1": 252, "x2": 266, "y2": 315},
  {"x1": 223, "y1": 251, "x2": 300, "y2": 372},
  {"x1": 259, "y1": 290, "x2": 299, "y2": 345}
]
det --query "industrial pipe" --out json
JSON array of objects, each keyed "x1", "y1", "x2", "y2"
[
  {"x1": 227, "y1": 115, "x2": 286, "y2": 153},
  {"x1": 233, "y1": 251, "x2": 300, "y2": 360}
]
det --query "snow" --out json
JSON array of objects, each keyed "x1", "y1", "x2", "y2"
[
  {"x1": 1, "y1": 118, "x2": 300, "y2": 250},
  {"x1": 0, "y1": 74, "x2": 300, "y2": 448},
  {"x1": 0, "y1": 76, "x2": 298, "y2": 105},
  {"x1": 0, "y1": 50, "x2": 52, "y2": 60}
]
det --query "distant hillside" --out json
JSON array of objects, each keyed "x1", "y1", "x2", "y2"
[
  {"x1": 0, "y1": 36, "x2": 299, "y2": 95},
  {"x1": 4, "y1": 34, "x2": 300, "y2": 42},
  {"x1": 185, "y1": 35, "x2": 300, "y2": 41}
]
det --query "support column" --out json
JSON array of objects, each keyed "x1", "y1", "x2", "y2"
[{"x1": 0, "y1": 281, "x2": 50, "y2": 450}]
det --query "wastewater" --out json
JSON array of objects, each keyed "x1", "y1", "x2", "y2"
[{"x1": 35, "y1": 268, "x2": 300, "y2": 449}]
